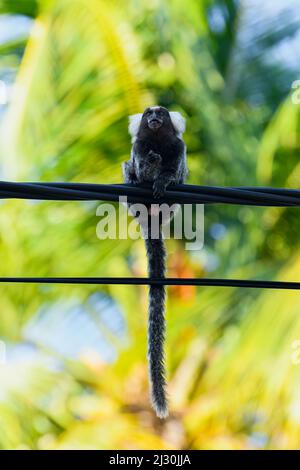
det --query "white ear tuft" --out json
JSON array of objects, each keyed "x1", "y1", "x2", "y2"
[
  {"x1": 170, "y1": 111, "x2": 186, "y2": 137},
  {"x1": 128, "y1": 113, "x2": 143, "y2": 140}
]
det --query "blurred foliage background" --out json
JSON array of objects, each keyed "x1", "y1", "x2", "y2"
[{"x1": 0, "y1": 0, "x2": 300, "y2": 450}]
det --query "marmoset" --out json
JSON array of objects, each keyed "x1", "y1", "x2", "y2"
[{"x1": 122, "y1": 106, "x2": 188, "y2": 418}]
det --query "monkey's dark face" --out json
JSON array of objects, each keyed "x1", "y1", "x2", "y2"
[{"x1": 142, "y1": 106, "x2": 171, "y2": 131}]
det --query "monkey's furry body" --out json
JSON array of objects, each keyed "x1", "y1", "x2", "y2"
[{"x1": 122, "y1": 106, "x2": 188, "y2": 418}]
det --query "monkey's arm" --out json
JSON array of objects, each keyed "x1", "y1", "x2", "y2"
[
  {"x1": 152, "y1": 170, "x2": 178, "y2": 198},
  {"x1": 153, "y1": 148, "x2": 186, "y2": 198}
]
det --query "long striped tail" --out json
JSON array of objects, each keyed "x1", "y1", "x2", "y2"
[{"x1": 145, "y1": 228, "x2": 168, "y2": 418}]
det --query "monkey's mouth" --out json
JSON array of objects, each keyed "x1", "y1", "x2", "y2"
[{"x1": 148, "y1": 119, "x2": 162, "y2": 130}]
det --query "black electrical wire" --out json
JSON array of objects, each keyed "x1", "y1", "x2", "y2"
[
  {"x1": 0, "y1": 277, "x2": 299, "y2": 290},
  {"x1": 1, "y1": 180, "x2": 300, "y2": 206},
  {"x1": 1, "y1": 180, "x2": 300, "y2": 290}
]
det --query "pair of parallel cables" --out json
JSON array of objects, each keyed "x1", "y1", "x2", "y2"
[{"x1": 0, "y1": 180, "x2": 300, "y2": 290}]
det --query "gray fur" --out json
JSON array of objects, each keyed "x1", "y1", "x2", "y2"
[{"x1": 123, "y1": 106, "x2": 188, "y2": 418}]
